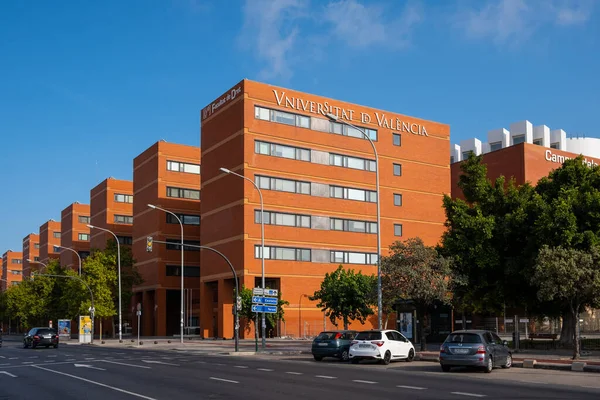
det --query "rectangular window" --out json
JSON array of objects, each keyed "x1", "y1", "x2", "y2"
[
  {"x1": 254, "y1": 140, "x2": 310, "y2": 162},
  {"x1": 254, "y1": 175, "x2": 311, "y2": 195},
  {"x1": 114, "y1": 193, "x2": 133, "y2": 203},
  {"x1": 166, "y1": 265, "x2": 200, "y2": 277},
  {"x1": 450, "y1": 156, "x2": 455, "y2": 164},
  {"x1": 329, "y1": 153, "x2": 376, "y2": 172},
  {"x1": 330, "y1": 218, "x2": 377, "y2": 234},
  {"x1": 114, "y1": 215, "x2": 134, "y2": 224},
  {"x1": 166, "y1": 239, "x2": 200, "y2": 251},
  {"x1": 533, "y1": 138, "x2": 543, "y2": 146},
  {"x1": 254, "y1": 245, "x2": 311, "y2": 262},
  {"x1": 78, "y1": 216, "x2": 90, "y2": 224},
  {"x1": 393, "y1": 164, "x2": 402, "y2": 176},
  {"x1": 550, "y1": 142, "x2": 559, "y2": 149},
  {"x1": 117, "y1": 236, "x2": 133, "y2": 245},
  {"x1": 394, "y1": 194, "x2": 403, "y2": 206},
  {"x1": 489, "y1": 142, "x2": 502, "y2": 152},
  {"x1": 10, "y1": 270, "x2": 22, "y2": 275},
  {"x1": 329, "y1": 251, "x2": 378, "y2": 265},
  {"x1": 166, "y1": 186, "x2": 200, "y2": 200},
  {"x1": 255, "y1": 210, "x2": 310, "y2": 228},
  {"x1": 167, "y1": 160, "x2": 201, "y2": 175},
  {"x1": 512, "y1": 135, "x2": 525, "y2": 145},
  {"x1": 166, "y1": 213, "x2": 200, "y2": 226},
  {"x1": 78, "y1": 233, "x2": 90, "y2": 241},
  {"x1": 34, "y1": 243, "x2": 40, "y2": 249},
  {"x1": 53, "y1": 232, "x2": 61, "y2": 238},
  {"x1": 462, "y1": 151, "x2": 473, "y2": 160},
  {"x1": 394, "y1": 224, "x2": 403, "y2": 237},
  {"x1": 329, "y1": 185, "x2": 377, "y2": 203},
  {"x1": 34, "y1": 256, "x2": 40, "y2": 262},
  {"x1": 393, "y1": 133, "x2": 401, "y2": 146},
  {"x1": 11, "y1": 259, "x2": 22, "y2": 264}
]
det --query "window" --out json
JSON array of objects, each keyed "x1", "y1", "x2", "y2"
[
  {"x1": 114, "y1": 215, "x2": 134, "y2": 224},
  {"x1": 79, "y1": 251, "x2": 90, "y2": 259},
  {"x1": 329, "y1": 185, "x2": 377, "y2": 203},
  {"x1": 329, "y1": 153, "x2": 376, "y2": 172},
  {"x1": 78, "y1": 233, "x2": 90, "y2": 241},
  {"x1": 490, "y1": 142, "x2": 502, "y2": 152},
  {"x1": 394, "y1": 194, "x2": 403, "y2": 206},
  {"x1": 34, "y1": 243, "x2": 40, "y2": 249},
  {"x1": 330, "y1": 218, "x2": 377, "y2": 234},
  {"x1": 255, "y1": 175, "x2": 311, "y2": 195},
  {"x1": 394, "y1": 224, "x2": 403, "y2": 237},
  {"x1": 117, "y1": 236, "x2": 133, "y2": 245},
  {"x1": 11, "y1": 259, "x2": 22, "y2": 264},
  {"x1": 255, "y1": 210, "x2": 310, "y2": 228},
  {"x1": 167, "y1": 160, "x2": 201, "y2": 175},
  {"x1": 393, "y1": 164, "x2": 402, "y2": 176},
  {"x1": 114, "y1": 193, "x2": 133, "y2": 203},
  {"x1": 166, "y1": 213, "x2": 200, "y2": 226},
  {"x1": 330, "y1": 251, "x2": 378, "y2": 265},
  {"x1": 78, "y1": 216, "x2": 90, "y2": 224},
  {"x1": 550, "y1": 142, "x2": 559, "y2": 149},
  {"x1": 53, "y1": 232, "x2": 61, "y2": 238},
  {"x1": 166, "y1": 265, "x2": 200, "y2": 277},
  {"x1": 393, "y1": 133, "x2": 401, "y2": 146},
  {"x1": 254, "y1": 106, "x2": 310, "y2": 129},
  {"x1": 462, "y1": 151, "x2": 473, "y2": 160},
  {"x1": 512, "y1": 135, "x2": 525, "y2": 145},
  {"x1": 166, "y1": 239, "x2": 200, "y2": 251},
  {"x1": 254, "y1": 245, "x2": 311, "y2": 262},
  {"x1": 166, "y1": 187, "x2": 200, "y2": 200},
  {"x1": 533, "y1": 139, "x2": 543, "y2": 146},
  {"x1": 450, "y1": 156, "x2": 455, "y2": 164},
  {"x1": 254, "y1": 140, "x2": 310, "y2": 162},
  {"x1": 34, "y1": 256, "x2": 40, "y2": 262},
  {"x1": 330, "y1": 121, "x2": 378, "y2": 141}
]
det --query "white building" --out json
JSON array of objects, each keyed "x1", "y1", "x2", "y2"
[{"x1": 451, "y1": 120, "x2": 599, "y2": 163}]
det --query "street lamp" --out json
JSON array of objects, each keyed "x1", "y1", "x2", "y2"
[
  {"x1": 87, "y1": 224, "x2": 123, "y2": 342},
  {"x1": 147, "y1": 204, "x2": 185, "y2": 345},
  {"x1": 27, "y1": 259, "x2": 48, "y2": 275},
  {"x1": 325, "y1": 113, "x2": 382, "y2": 330},
  {"x1": 55, "y1": 245, "x2": 82, "y2": 276},
  {"x1": 220, "y1": 167, "x2": 266, "y2": 350}
]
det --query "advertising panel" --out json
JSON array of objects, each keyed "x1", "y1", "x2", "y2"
[
  {"x1": 58, "y1": 319, "x2": 71, "y2": 339},
  {"x1": 399, "y1": 312, "x2": 413, "y2": 339},
  {"x1": 78, "y1": 316, "x2": 92, "y2": 344}
]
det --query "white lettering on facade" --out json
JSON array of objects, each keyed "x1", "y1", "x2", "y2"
[
  {"x1": 202, "y1": 86, "x2": 242, "y2": 120},
  {"x1": 272, "y1": 90, "x2": 430, "y2": 137},
  {"x1": 545, "y1": 149, "x2": 598, "y2": 167}
]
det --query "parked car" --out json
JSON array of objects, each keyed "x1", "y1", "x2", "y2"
[
  {"x1": 349, "y1": 329, "x2": 415, "y2": 365},
  {"x1": 0, "y1": 328, "x2": 3, "y2": 348},
  {"x1": 311, "y1": 330, "x2": 357, "y2": 361},
  {"x1": 23, "y1": 327, "x2": 59, "y2": 349},
  {"x1": 439, "y1": 330, "x2": 512, "y2": 373}
]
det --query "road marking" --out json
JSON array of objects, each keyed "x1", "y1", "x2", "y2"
[
  {"x1": 0, "y1": 371, "x2": 17, "y2": 378},
  {"x1": 33, "y1": 366, "x2": 156, "y2": 399},
  {"x1": 397, "y1": 385, "x2": 426, "y2": 390},
  {"x1": 234, "y1": 365, "x2": 248, "y2": 369},
  {"x1": 451, "y1": 392, "x2": 487, "y2": 398},
  {"x1": 28, "y1": 356, "x2": 38, "y2": 359},
  {"x1": 315, "y1": 375, "x2": 337, "y2": 379},
  {"x1": 99, "y1": 360, "x2": 151, "y2": 369},
  {"x1": 352, "y1": 380, "x2": 377, "y2": 384},
  {"x1": 0, "y1": 364, "x2": 10, "y2": 367},
  {"x1": 141, "y1": 360, "x2": 179, "y2": 366},
  {"x1": 47, "y1": 355, "x2": 57, "y2": 358},
  {"x1": 214, "y1": 363, "x2": 225, "y2": 366},
  {"x1": 195, "y1": 361, "x2": 206, "y2": 364},
  {"x1": 44, "y1": 361, "x2": 54, "y2": 363},
  {"x1": 22, "y1": 362, "x2": 34, "y2": 364},
  {"x1": 0, "y1": 356, "x2": 5, "y2": 359},
  {"x1": 257, "y1": 368, "x2": 273, "y2": 372},
  {"x1": 85, "y1": 358, "x2": 96, "y2": 360},
  {"x1": 8, "y1": 358, "x2": 17, "y2": 360},
  {"x1": 74, "y1": 364, "x2": 106, "y2": 371},
  {"x1": 66, "y1": 359, "x2": 76, "y2": 362},
  {"x1": 286, "y1": 372, "x2": 303, "y2": 375},
  {"x1": 116, "y1": 352, "x2": 126, "y2": 355},
  {"x1": 209, "y1": 377, "x2": 238, "y2": 384}
]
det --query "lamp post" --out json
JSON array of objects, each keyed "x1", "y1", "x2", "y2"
[
  {"x1": 87, "y1": 224, "x2": 123, "y2": 342},
  {"x1": 26, "y1": 259, "x2": 48, "y2": 276},
  {"x1": 55, "y1": 245, "x2": 82, "y2": 276},
  {"x1": 147, "y1": 204, "x2": 185, "y2": 344},
  {"x1": 220, "y1": 167, "x2": 266, "y2": 350},
  {"x1": 325, "y1": 113, "x2": 382, "y2": 330},
  {"x1": 298, "y1": 294, "x2": 308, "y2": 338}
]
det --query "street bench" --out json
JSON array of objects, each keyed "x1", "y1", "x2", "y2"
[
  {"x1": 528, "y1": 333, "x2": 558, "y2": 340},
  {"x1": 526, "y1": 333, "x2": 558, "y2": 350}
]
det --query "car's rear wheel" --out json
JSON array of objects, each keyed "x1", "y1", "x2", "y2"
[
  {"x1": 502, "y1": 354, "x2": 512, "y2": 369},
  {"x1": 484, "y1": 356, "x2": 493, "y2": 373},
  {"x1": 441, "y1": 365, "x2": 451, "y2": 372},
  {"x1": 340, "y1": 350, "x2": 349, "y2": 361},
  {"x1": 381, "y1": 350, "x2": 392, "y2": 365},
  {"x1": 406, "y1": 349, "x2": 415, "y2": 362},
  {"x1": 313, "y1": 355, "x2": 323, "y2": 361},
  {"x1": 23, "y1": 342, "x2": 28, "y2": 349}
]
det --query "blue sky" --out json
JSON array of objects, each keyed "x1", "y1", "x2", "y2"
[{"x1": 0, "y1": 0, "x2": 598, "y2": 252}]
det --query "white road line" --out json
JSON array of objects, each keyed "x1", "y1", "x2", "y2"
[
  {"x1": 33, "y1": 366, "x2": 157, "y2": 399},
  {"x1": 214, "y1": 363, "x2": 225, "y2": 366},
  {"x1": 85, "y1": 358, "x2": 96, "y2": 360},
  {"x1": 66, "y1": 359, "x2": 76, "y2": 362},
  {"x1": 257, "y1": 368, "x2": 273, "y2": 372},
  {"x1": 28, "y1": 356, "x2": 38, "y2": 359},
  {"x1": 0, "y1": 364, "x2": 10, "y2": 367},
  {"x1": 0, "y1": 371, "x2": 17, "y2": 378},
  {"x1": 315, "y1": 375, "x2": 337, "y2": 379},
  {"x1": 286, "y1": 372, "x2": 303, "y2": 375},
  {"x1": 8, "y1": 358, "x2": 17, "y2": 360},
  {"x1": 451, "y1": 392, "x2": 487, "y2": 398},
  {"x1": 0, "y1": 356, "x2": 5, "y2": 359},
  {"x1": 195, "y1": 361, "x2": 206, "y2": 364},
  {"x1": 352, "y1": 380, "x2": 377, "y2": 384},
  {"x1": 99, "y1": 360, "x2": 151, "y2": 369},
  {"x1": 44, "y1": 361, "x2": 54, "y2": 363},
  {"x1": 397, "y1": 385, "x2": 426, "y2": 390},
  {"x1": 116, "y1": 352, "x2": 126, "y2": 355},
  {"x1": 209, "y1": 377, "x2": 239, "y2": 384},
  {"x1": 234, "y1": 365, "x2": 248, "y2": 369},
  {"x1": 47, "y1": 355, "x2": 57, "y2": 358},
  {"x1": 22, "y1": 362, "x2": 34, "y2": 364}
]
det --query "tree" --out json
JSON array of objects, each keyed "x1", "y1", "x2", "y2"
[
  {"x1": 236, "y1": 285, "x2": 288, "y2": 339},
  {"x1": 310, "y1": 265, "x2": 377, "y2": 329},
  {"x1": 533, "y1": 245, "x2": 600, "y2": 359},
  {"x1": 381, "y1": 237, "x2": 455, "y2": 350},
  {"x1": 80, "y1": 251, "x2": 118, "y2": 322}
]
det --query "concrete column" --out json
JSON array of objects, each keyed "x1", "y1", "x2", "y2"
[
  {"x1": 200, "y1": 282, "x2": 214, "y2": 338},
  {"x1": 155, "y1": 288, "x2": 167, "y2": 336}
]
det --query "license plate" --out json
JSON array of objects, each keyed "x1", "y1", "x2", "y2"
[
  {"x1": 453, "y1": 348, "x2": 470, "y2": 354},
  {"x1": 318, "y1": 343, "x2": 328, "y2": 346},
  {"x1": 359, "y1": 344, "x2": 371, "y2": 348}
]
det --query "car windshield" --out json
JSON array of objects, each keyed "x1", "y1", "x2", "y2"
[
  {"x1": 316, "y1": 332, "x2": 341, "y2": 340},
  {"x1": 36, "y1": 329, "x2": 56, "y2": 335},
  {"x1": 446, "y1": 333, "x2": 482, "y2": 344},
  {"x1": 355, "y1": 331, "x2": 382, "y2": 341}
]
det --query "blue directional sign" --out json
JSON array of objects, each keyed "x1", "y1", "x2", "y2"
[
  {"x1": 251, "y1": 305, "x2": 277, "y2": 313},
  {"x1": 252, "y1": 296, "x2": 278, "y2": 305}
]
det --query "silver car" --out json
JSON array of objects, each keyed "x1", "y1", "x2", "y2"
[{"x1": 439, "y1": 330, "x2": 512, "y2": 373}]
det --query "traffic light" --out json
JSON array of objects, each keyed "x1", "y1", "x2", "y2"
[
  {"x1": 146, "y1": 236, "x2": 153, "y2": 252},
  {"x1": 236, "y1": 296, "x2": 242, "y2": 311}
]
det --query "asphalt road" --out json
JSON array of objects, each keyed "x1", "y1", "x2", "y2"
[{"x1": 0, "y1": 339, "x2": 599, "y2": 399}]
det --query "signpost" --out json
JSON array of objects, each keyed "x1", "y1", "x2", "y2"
[
  {"x1": 137, "y1": 303, "x2": 142, "y2": 346},
  {"x1": 251, "y1": 287, "x2": 278, "y2": 351}
]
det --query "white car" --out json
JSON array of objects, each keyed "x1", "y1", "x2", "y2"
[{"x1": 349, "y1": 329, "x2": 415, "y2": 365}]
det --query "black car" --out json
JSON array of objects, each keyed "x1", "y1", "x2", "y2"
[
  {"x1": 23, "y1": 327, "x2": 59, "y2": 349},
  {"x1": 311, "y1": 330, "x2": 357, "y2": 361},
  {"x1": 0, "y1": 328, "x2": 3, "y2": 348}
]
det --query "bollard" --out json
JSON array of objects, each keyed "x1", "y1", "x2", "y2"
[
  {"x1": 572, "y1": 362, "x2": 586, "y2": 372},
  {"x1": 523, "y1": 359, "x2": 537, "y2": 368}
]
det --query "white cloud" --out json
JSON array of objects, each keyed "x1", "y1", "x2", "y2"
[{"x1": 455, "y1": 0, "x2": 594, "y2": 45}]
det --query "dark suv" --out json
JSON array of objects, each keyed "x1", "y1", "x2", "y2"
[
  {"x1": 311, "y1": 330, "x2": 357, "y2": 361},
  {"x1": 23, "y1": 327, "x2": 59, "y2": 349}
]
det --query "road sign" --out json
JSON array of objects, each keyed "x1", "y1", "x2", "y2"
[
  {"x1": 236, "y1": 296, "x2": 242, "y2": 311},
  {"x1": 264, "y1": 289, "x2": 278, "y2": 296},
  {"x1": 251, "y1": 305, "x2": 277, "y2": 313},
  {"x1": 252, "y1": 296, "x2": 278, "y2": 305},
  {"x1": 253, "y1": 287, "x2": 263, "y2": 295},
  {"x1": 253, "y1": 287, "x2": 278, "y2": 297}
]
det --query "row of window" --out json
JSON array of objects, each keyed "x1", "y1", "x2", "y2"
[
  {"x1": 78, "y1": 216, "x2": 90, "y2": 224},
  {"x1": 255, "y1": 175, "x2": 311, "y2": 195},
  {"x1": 253, "y1": 245, "x2": 379, "y2": 265},
  {"x1": 79, "y1": 233, "x2": 89, "y2": 241},
  {"x1": 166, "y1": 265, "x2": 200, "y2": 277},
  {"x1": 166, "y1": 213, "x2": 200, "y2": 226},
  {"x1": 330, "y1": 185, "x2": 377, "y2": 203},
  {"x1": 11, "y1": 259, "x2": 22, "y2": 264},
  {"x1": 167, "y1": 160, "x2": 201, "y2": 175},
  {"x1": 114, "y1": 193, "x2": 133, "y2": 203},
  {"x1": 255, "y1": 106, "x2": 378, "y2": 141},
  {"x1": 167, "y1": 187, "x2": 200, "y2": 200},
  {"x1": 114, "y1": 215, "x2": 133, "y2": 224}
]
